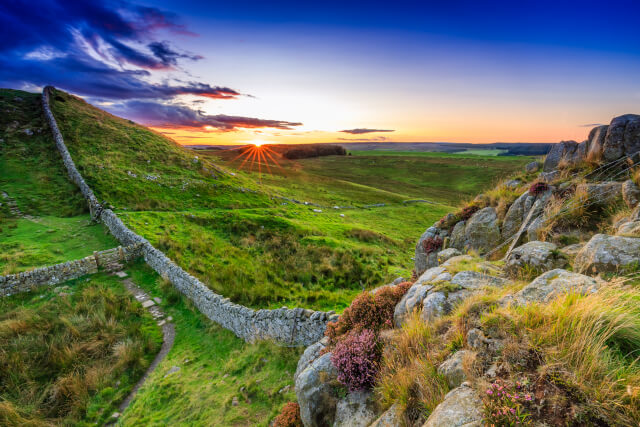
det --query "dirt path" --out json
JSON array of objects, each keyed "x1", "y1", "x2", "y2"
[{"x1": 111, "y1": 274, "x2": 176, "y2": 420}]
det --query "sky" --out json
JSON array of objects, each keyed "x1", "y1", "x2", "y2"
[{"x1": 1, "y1": 0, "x2": 640, "y2": 145}]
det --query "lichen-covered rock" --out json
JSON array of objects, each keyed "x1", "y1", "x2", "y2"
[
  {"x1": 576, "y1": 181, "x2": 623, "y2": 205},
  {"x1": 295, "y1": 337, "x2": 328, "y2": 382},
  {"x1": 369, "y1": 403, "x2": 402, "y2": 427},
  {"x1": 502, "y1": 192, "x2": 535, "y2": 239},
  {"x1": 394, "y1": 267, "x2": 449, "y2": 327},
  {"x1": 449, "y1": 221, "x2": 466, "y2": 250},
  {"x1": 333, "y1": 391, "x2": 377, "y2": 427},
  {"x1": 415, "y1": 227, "x2": 447, "y2": 276},
  {"x1": 419, "y1": 291, "x2": 447, "y2": 321},
  {"x1": 463, "y1": 207, "x2": 501, "y2": 253},
  {"x1": 601, "y1": 114, "x2": 640, "y2": 162},
  {"x1": 466, "y1": 328, "x2": 503, "y2": 353},
  {"x1": 622, "y1": 179, "x2": 640, "y2": 209},
  {"x1": 505, "y1": 269, "x2": 600, "y2": 306},
  {"x1": 525, "y1": 161, "x2": 540, "y2": 173},
  {"x1": 543, "y1": 141, "x2": 578, "y2": 172},
  {"x1": 586, "y1": 124, "x2": 609, "y2": 160},
  {"x1": 295, "y1": 353, "x2": 339, "y2": 427},
  {"x1": 574, "y1": 234, "x2": 640, "y2": 274},
  {"x1": 505, "y1": 241, "x2": 567, "y2": 276},
  {"x1": 560, "y1": 242, "x2": 586, "y2": 257},
  {"x1": 526, "y1": 215, "x2": 545, "y2": 242},
  {"x1": 422, "y1": 383, "x2": 483, "y2": 427},
  {"x1": 437, "y1": 248, "x2": 461, "y2": 264},
  {"x1": 450, "y1": 271, "x2": 507, "y2": 290},
  {"x1": 617, "y1": 221, "x2": 640, "y2": 237},
  {"x1": 438, "y1": 350, "x2": 476, "y2": 388}
]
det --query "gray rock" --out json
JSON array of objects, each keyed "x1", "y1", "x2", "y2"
[
  {"x1": 543, "y1": 140, "x2": 578, "y2": 172},
  {"x1": 415, "y1": 227, "x2": 446, "y2": 276},
  {"x1": 539, "y1": 170, "x2": 560, "y2": 182},
  {"x1": 574, "y1": 234, "x2": 640, "y2": 274},
  {"x1": 502, "y1": 191, "x2": 535, "y2": 239},
  {"x1": 602, "y1": 114, "x2": 640, "y2": 162},
  {"x1": 394, "y1": 267, "x2": 449, "y2": 327},
  {"x1": 449, "y1": 221, "x2": 466, "y2": 250},
  {"x1": 576, "y1": 181, "x2": 622, "y2": 205},
  {"x1": 505, "y1": 179, "x2": 522, "y2": 188},
  {"x1": 422, "y1": 383, "x2": 483, "y2": 427},
  {"x1": 437, "y1": 248, "x2": 462, "y2": 264},
  {"x1": 586, "y1": 124, "x2": 609, "y2": 161},
  {"x1": 525, "y1": 161, "x2": 540, "y2": 173},
  {"x1": 295, "y1": 338, "x2": 328, "y2": 382},
  {"x1": 526, "y1": 215, "x2": 545, "y2": 242},
  {"x1": 463, "y1": 207, "x2": 501, "y2": 253},
  {"x1": 369, "y1": 403, "x2": 402, "y2": 427},
  {"x1": 296, "y1": 352, "x2": 339, "y2": 427},
  {"x1": 333, "y1": 391, "x2": 377, "y2": 427},
  {"x1": 622, "y1": 179, "x2": 640, "y2": 209},
  {"x1": 504, "y1": 241, "x2": 567, "y2": 276},
  {"x1": 437, "y1": 350, "x2": 476, "y2": 388},
  {"x1": 466, "y1": 328, "x2": 503, "y2": 353},
  {"x1": 506, "y1": 269, "x2": 600, "y2": 305},
  {"x1": 450, "y1": 271, "x2": 507, "y2": 290},
  {"x1": 420, "y1": 292, "x2": 447, "y2": 321},
  {"x1": 617, "y1": 221, "x2": 640, "y2": 237},
  {"x1": 560, "y1": 242, "x2": 586, "y2": 257}
]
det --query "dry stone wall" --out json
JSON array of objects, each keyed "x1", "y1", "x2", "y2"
[
  {"x1": 0, "y1": 244, "x2": 143, "y2": 297},
  {"x1": 42, "y1": 86, "x2": 334, "y2": 346}
]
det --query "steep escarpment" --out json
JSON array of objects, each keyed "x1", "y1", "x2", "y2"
[{"x1": 291, "y1": 115, "x2": 640, "y2": 427}]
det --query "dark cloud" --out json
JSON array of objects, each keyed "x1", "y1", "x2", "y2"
[
  {"x1": 579, "y1": 123, "x2": 606, "y2": 127},
  {"x1": 339, "y1": 128, "x2": 395, "y2": 134},
  {"x1": 108, "y1": 100, "x2": 302, "y2": 131},
  {"x1": 337, "y1": 136, "x2": 390, "y2": 142},
  {"x1": 0, "y1": 0, "x2": 240, "y2": 100}
]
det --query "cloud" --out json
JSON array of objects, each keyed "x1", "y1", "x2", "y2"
[
  {"x1": 337, "y1": 136, "x2": 391, "y2": 142},
  {"x1": 109, "y1": 100, "x2": 302, "y2": 131},
  {"x1": 339, "y1": 128, "x2": 395, "y2": 134},
  {"x1": 579, "y1": 123, "x2": 606, "y2": 127},
  {"x1": 0, "y1": 0, "x2": 240, "y2": 100}
]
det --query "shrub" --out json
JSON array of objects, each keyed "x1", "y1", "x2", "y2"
[
  {"x1": 273, "y1": 402, "x2": 303, "y2": 427},
  {"x1": 483, "y1": 379, "x2": 533, "y2": 426},
  {"x1": 421, "y1": 236, "x2": 443, "y2": 254},
  {"x1": 331, "y1": 329, "x2": 381, "y2": 391},
  {"x1": 528, "y1": 181, "x2": 549, "y2": 196},
  {"x1": 326, "y1": 282, "x2": 412, "y2": 342}
]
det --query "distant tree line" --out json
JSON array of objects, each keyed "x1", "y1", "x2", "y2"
[{"x1": 282, "y1": 144, "x2": 347, "y2": 159}]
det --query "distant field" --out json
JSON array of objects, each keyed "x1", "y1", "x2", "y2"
[{"x1": 459, "y1": 148, "x2": 508, "y2": 156}]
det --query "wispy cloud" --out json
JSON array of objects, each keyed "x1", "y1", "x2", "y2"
[
  {"x1": 337, "y1": 136, "x2": 390, "y2": 142},
  {"x1": 578, "y1": 123, "x2": 605, "y2": 127},
  {"x1": 109, "y1": 100, "x2": 302, "y2": 131},
  {"x1": 339, "y1": 128, "x2": 395, "y2": 134}
]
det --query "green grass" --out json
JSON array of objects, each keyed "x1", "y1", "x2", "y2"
[
  {"x1": 0, "y1": 216, "x2": 118, "y2": 274},
  {"x1": 459, "y1": 148, "x2": 508, "y2": 156},
  {"x1": 0, "y1": 272, "x2": 162, "y2": 426},
  {"x1": 118, "y1": 261, "x2": 302, "y2": 426}
]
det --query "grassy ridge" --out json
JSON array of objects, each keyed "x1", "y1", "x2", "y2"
[{"x1": 0, "y1": 272, "x2": 162, "y2": 426}]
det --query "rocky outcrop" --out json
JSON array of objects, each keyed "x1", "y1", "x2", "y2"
[
  {"x1": 369, "y1": 403, "x2": 402, "y2": 427},
  {"x1": 503, "y1": 269, "x2": 601, "y2": 306},
  {"x1": 574, "y1": 234, "x2": 640, "y2": 274},
  {"x1": 438, "y1": 350, "x2": 476, "y2": 388},
  {"x1": 295, "y1": 338, "x2": 328, "y2": 382},
  {"x1": 437, "y1": 248, "x2": 461, "y2": 265},
  {"x1": 585, "y1": 125, "x2": 609, "y2": 161},
  {"x1": 394, "y1": 267, "x2": 449, "y2": 327},
  {"x1": 601, "y1": 114, "x2": 640, "y2": 162},
  {"x1": 449, "y1": 207, "x2": 501, "y2": 253},
  {"x1": 450, "y1": 270, "x2": 507, "y2": 289},
  {"x1": 622, "y1": 179, "x2": 640, "y2": 209},
  {"x1": 504, "y1": 241, "x2": 567, "y2": 277},
  {"x1": 576, "y1": 181, "x2": 623, "y2": 205},
  {"x1": 543, "y1": 140, "x2": 580, "y2": 172},
  {"x1": 295, "y1": 353, "x2": 339, "y2": 427},
  {"x1": 415, "y1": 226, "x2": 448, "y2": 276},
  {"x1": 617, "y1": 221, "x2": 640, "y2": 237},
  {"x1": 422, "y1": 383, "x2": 483, "y2": 427},
  {"x1": 525, "y1": 161, "x2": 540, "y2": 173},
  {"x1": 333, "y1": 391, "x2": 377, "y2": 427}
]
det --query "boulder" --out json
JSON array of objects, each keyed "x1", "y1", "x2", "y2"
[
  {"x1": 415, "y1": 227, "x2": 447, "y2": 276},
  {"x1": 502, "y1": 192, "x2": 536, "y2": 239},
  {"x1": 602, "y1": 114, "x2": 640, "y2": 162},
  {"x1": 526, "y1": 215, "x2": 545, "y2": 241},
  {"x1": 437, "y1": 350, "x2": 476, "y2": 388},
  {"x1": 539, "y1": 170, "x2": 560, "y2": 182},
  {"x1": 504, "y1": 241, "x2": 567, "y2": 277},
  {"x1": 574, "y1": 234, "x2": 640, "y2": 274},
  {"x1": 543, "y1": 141, "x2": 578, "y2": 172},
  {"x1": 449, "y1": 221, "x2": 466, "y2": 250},
  {"x1": 463, "y1": 207, "x2": 501, "y2": 253},
  {"x1": 525, "y1": 161, "x2": 540, "y2": 173},
  {"x1": 466, "y1": 328, "x2": 503, "y2": 354},
  {"x1": 586, "y1": 124, "x2": 608, "y2": 161},
  {"x1": 422, "y1": 383, "x2": 483, "y2": 427},
  {"x1": 505, "y1": 179, "x2": 522, "y2": 188},
  {"x1": 450, "y1": 271, "x2": 507, "y2": 290},
  {"x1": 622, "y1": 179, "x2": 640, "y2": 209},
  {"x1": 333, "y1": 391, "x2": 377, "y2": 427},
  {"x1": 296, "y1": 353, "x2": 339, "y2": 427},
  {"x1": 576, "y1": 181, "x2": 623, "y2": 205},
  {"x1": 617, "y1": 221, "x2": 640, "y2": 237},
  {"x1": 295, "y1": 338, "x2": 328, "y2": 382},
  {"x1": 505, "y1": 269, "x2": 601, "y2": 306},
  {"x1": 394, "y1": 267, "x2": 450, "y2": 327},
  {"x1": 560, "y1": 242, "x2": 586, "y2": 257},
  {"x1": 369, "y1": 403, "x2": 402, "y2": 427},
  {"x1": 437, "y1": 248, "x2": 461, "y2": 264}
]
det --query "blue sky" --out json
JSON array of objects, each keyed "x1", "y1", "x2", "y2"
[{"x1": 1, "y1": 0, "x2": 639, "y2": 144}]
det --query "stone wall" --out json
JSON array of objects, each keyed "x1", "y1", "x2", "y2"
[
  {"x1": 42, "y1": 86, "x2": 335, "y2": 346},
  {"x1": 0, "y1": 244, "x2": 142, "y2": 297}
]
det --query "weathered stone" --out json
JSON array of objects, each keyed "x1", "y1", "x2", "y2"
[
  {"x1": 420, "y1": 292, "x2": 447, "y2": 321},
  {"x1": 394, "y1": 267, "x2": 449, "y2": 327},
  {"x1": 602, "y1": 114, "x2": 640, "y2": 162},
  {"x1": 415, "y1": 227, "x2": 446, "y2": 276},
  {"x1": 502, "y1": 192, "x2": 535, "y2": 239},
  {"x1": 506, "y1": 269, "x2": 600, "y2": 305},
  {"x1": 576, "y1": 181, "x2": 623, "y2": 205},
  {"x1": 295, "y1": 338, "x2": 328, "y2": 382},
  {"x1": 543, "y1": 140, "x2": 578, "y2": 172},
  {"x1": 463, "y1": 207, "x2": 501, "y2": 253},
  {"x1": 449, "y1": 221, "x2": 466, "y2": 250},
  {"x1": 437, "y1": 248, "x2": 461, "y2": 265},
  {"x1": 505, "y1": 179, "x2": 522, "y2": 188},
  {"x1": 560, "y1": 242, "x2": 586, "y2": 257},
  {"x1": 622, "y1": 179, "x2": 640, "y2": 209},
  {"x1": 438, "y1": 350, "x2": 476, "y2": 388},
  {"x1": 296, "y1": 353, "x2": 339, "y2": 427},
  {"x1": 450, "y1": 271, "x2": 507, "y2": 290},
  {"x1": 466, "y1": 328, "x2": 503, "y2": 353},
  {"x1": 525, "y1": 161, "x2": 540, "y2": 173},
  {"x1": 504, "y1": 241, "x2": 567, "y2": 277},
  {"x1": 586, "y1": 124, "x2": 608, "y2": 161},
  {"x1": 539, "y1": 170, "x2": 559, "y2": 182},
  {"x1": 422, "y1": 383, "x2": 483, "y2": 427},
  {"x1": 333, "y1": 391, "x2": 377, "y2": 427},
  {"x1": 574, "y1": 234, "x2": 640, "y2": 274},
  {"x1": 369, "y1": 403, "x2": 402, "y2": 427},
  {"x1": 526, "y1": 215, "x2": 545, "y2": 242},
  {"x1": 617, "y1": 221, "x2": 640, "y2": 237}
]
